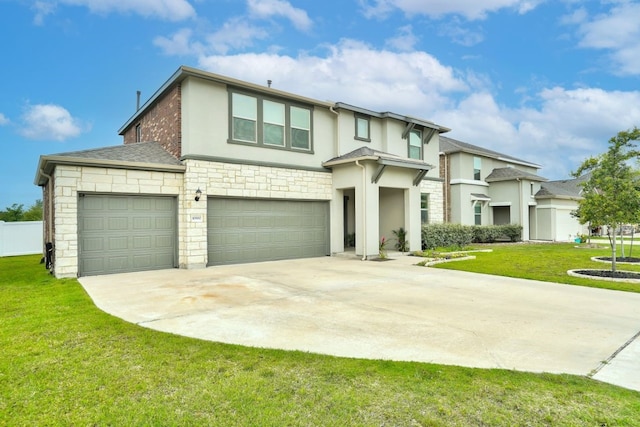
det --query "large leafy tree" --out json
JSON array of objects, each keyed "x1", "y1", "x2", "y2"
[{"x1": 573, "y1": 127, "x2": 640, "y2": 273}]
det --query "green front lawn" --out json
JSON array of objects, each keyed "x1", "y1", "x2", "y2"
[
  {"x1": 1, "y1": 255, "x2": 639, "y2": 425},
  {"x1": 429, "y1": 242, "x2": 640, "y2": 293}
]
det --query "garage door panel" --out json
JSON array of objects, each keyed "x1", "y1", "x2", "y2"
[
  {"x1": 208, "y1": 197, "x2": 328, "y2": 266},
  {"x1": 108, "y1": 217, "x2": 129, "y2": 231},
  {"x1": 132, "y1": 236, "x2": 152, "y2": 249},
  {"x1": 108, "y1": 198, "x2": 129, "y2": 210},
  {"x1": 108, "y1": 236, "x2": 129, "y2": 250},
  {"x1": 133, "y1": 217, "x2": 153, "y2": 229},
  {"x1": 79, "y1": 195, "x2": 177, "y2": 276}
]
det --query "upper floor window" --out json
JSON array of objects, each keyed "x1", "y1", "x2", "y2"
[
  {"x1": 355, "y1": 114, "x2": 370, "y2": 141},
  {"x1": 408, "y1": 129, "x2": 422, "y2": 160},
  {"x1": 135, "y1": 123, "x2": 142, "y2": 142},
  {"x1": 473, "y1": 156, "x2": 482, "y2": 180},
  {"x1": 230, "y1": 91, "x2": 312, "y2": 152}
]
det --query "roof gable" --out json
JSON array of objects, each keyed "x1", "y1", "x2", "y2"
[
  {"x1": 440, "y1": 136, "x2": 540, "y2": 169},
  {"x1": 485, "y1": 167, "x2": 547, "y2": 182}
]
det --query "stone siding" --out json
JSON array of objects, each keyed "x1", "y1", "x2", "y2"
[
  {"x1": 52, "y1": 165, "x2": 184, "y2": 278},
  {"x1": 123, "y1": 84, "x2": 182, "y2": 159},
  {"x1": 179, "y1": 159, "x2": 333, "y2": 268},
  {"x1": 420, "y1": 179, "x2": 444, "y2": 224}
]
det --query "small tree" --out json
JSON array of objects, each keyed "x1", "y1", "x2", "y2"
[
  {"x1": 573, "y1": 127, "x2": 640, "y2": 273},
  {"x1": 0, "y1": 200, "x2": 43, "y2": 222}
]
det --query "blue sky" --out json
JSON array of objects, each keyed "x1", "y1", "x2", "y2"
[{"x1": 2, "y1": 0, "x2": 640, "y2": 209}]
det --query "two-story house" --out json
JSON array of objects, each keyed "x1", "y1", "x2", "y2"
[
  {"x1": 35, "y1": 66, "x2": 448, "y2": 277},
  {"x1": 439, "y1": 136, "x2": 587, "y2": 241}
]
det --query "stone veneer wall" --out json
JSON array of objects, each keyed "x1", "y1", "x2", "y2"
[
  {"x1": 420, "y1": 179, "x2": 444, "y2": 224},
  {"x1": 52, "y1": 165, "x2": 184, "y2": 278},
  {"x1": 439, "y1": 154, "x2": 451, "y2": 222},
  {"x1": 180, "y1": 159, "x2": 333, "y2": 269},
  {"x1": 122, "y1": 84, "x2": 182, "y2": 159}
]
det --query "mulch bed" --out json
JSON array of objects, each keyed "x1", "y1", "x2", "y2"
[
  {"x1": 573, "y1": 269, "x2": 640, "y2": 279},
  {"x1": 594, "y1": 257, "x2": 640, "y2": 263}
]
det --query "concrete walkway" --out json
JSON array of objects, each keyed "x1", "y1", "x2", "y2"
[{"x1": 79, "y1": 254, "x2": 640, "y2": 392}]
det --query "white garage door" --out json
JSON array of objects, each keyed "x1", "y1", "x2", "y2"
[
  {"x1": 207, "y1": 198, "x2": 329, "y2": 266},
  {"x1": 78, "y1": 194, "x2": 177, "y2": 276}
]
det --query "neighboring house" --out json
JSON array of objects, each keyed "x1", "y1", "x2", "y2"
[
  {"x1": 35, "y1": 66, "x2": 448, "y2": 278},
  {"x1": 534, "y1": 175, "x2": 589, "y2": 241},
  {"x1": 440, "y1": 136, "x2": 546, "y2": 240},
  {"x1": 439, "y1": 136, "x2": 588, "y2": 241}
]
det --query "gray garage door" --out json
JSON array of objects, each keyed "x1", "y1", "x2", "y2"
[
  {"x1": 78, "y1": 194, "x2": 177, "y2": 276},
  {"x1": 207, "y1": 198, "x2": 329, "y2": 266}
]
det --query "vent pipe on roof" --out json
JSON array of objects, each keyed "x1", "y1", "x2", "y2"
[
  {"x1": 267, "y1": 80, "x2": 272, "y2": 88},
  {"x1": 136, "y1": 90, "x2": 141, "y2": 111}
]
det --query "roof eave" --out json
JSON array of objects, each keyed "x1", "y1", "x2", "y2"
[
  {"x1": 322, "y1": 155, "x2": 379, "y2": 168},
  {"x1": 119, "y1": 65, "x2": 337, "y2": 135},
  {"x1": 35, "y1": 155, "x2": 186, "y2": 186},
  {"x1": 334, "y1": 102, "x2": 450, "y2": 133}
]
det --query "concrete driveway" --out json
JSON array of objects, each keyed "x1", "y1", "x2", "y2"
[{"x1": 79, "y1": 254, "x2": 640, "y2": 391}]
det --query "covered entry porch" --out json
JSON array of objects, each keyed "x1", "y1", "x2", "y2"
[{"x1": 323, "y1": 147, "x2": 433, "y2": 259}]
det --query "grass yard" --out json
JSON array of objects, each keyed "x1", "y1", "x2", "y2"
[
  {"x1": 1, "y1": 255, "x2": 640, "y2": 426},
  {"x1": 428, "y1": 242, "x2": 640, "y2": 294}
]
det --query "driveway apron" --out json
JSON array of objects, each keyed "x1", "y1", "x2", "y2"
[{"x1": 79, "y1": 255, "x2": 640, "y2": 392}]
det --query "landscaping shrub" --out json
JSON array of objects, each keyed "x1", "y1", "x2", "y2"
[
  {"x1": 502, "y1": 224, "x2": 523, "y2": 242},
  {"x1": 472, "y1": 225, "x2": 523, "y2": 243},
  {"x1": 421, "y1": 224, "x2": 473, "y2": 250},
  {"x1": 422, "y1": 224, "x2": 523, "y2": 249}
]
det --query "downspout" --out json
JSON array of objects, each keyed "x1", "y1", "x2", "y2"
[
  {"x1": 329, "y1": 106, "x2": 340, "y2": 157},
  {"x1": 355, "y1": 160, "x2": 367, "y2": 261},
  {"x1": 517, "y1": 178, "x2": 524, "y2": 239},
  {"x1": 39, "y1": 169, "x2": 54, "y2": 244}
]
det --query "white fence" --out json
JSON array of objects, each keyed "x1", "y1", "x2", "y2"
[{"x1": 0, "y1": 221, "x2": 43, "y2": 257}]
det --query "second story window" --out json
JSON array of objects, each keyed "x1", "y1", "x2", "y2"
[
  {"x1": 232, "y1": 93, "x2": 257, "y2": 143},
  {"x1": 473, "y1": 156, "x2": 482, "y2": 180},
  {"x1": 291, "y1": 106, "x2": 310, "y2": 150},
  {"x1": 355, "y1": 115, "x2": 370, "y2": 141},
  {"x1": 263, "y1": 100, "x2": 285, "y2": 146},
  {"x1": 135, "y1": 123, "x2": 142, "y2": 142},
  {"x1": 409, "y1": 129, "x2": 422, "y2": 160},
  {"x1": 230, "y1": 90, "x2": 312, "y2": 152}
]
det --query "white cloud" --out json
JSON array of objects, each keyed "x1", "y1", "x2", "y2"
[
  {"x1": 437, "y1": 18, "x2": 484, "y2": 46},
  {"x1": 154, "y1": 28, "x2": 205, "y2": 56},
  {"x1": 36, "y1": 0, "x2": 195, "y2": 22},
  {"x1": 434, "y1": 86, "x2": 640, "y2": 178},
  {"x1": 571, "y1": 2, "x2": 640, "y2": 75},
  {"x1": 197, "y1": 39, "x2": 468, "y2": 113},
  {"x1": 360, "y1": 0, "x2": 543, "y2": 20},
  {"x1": 155, "y1": 20, "x2": 270, "y2": 56},
  {"x1": 0, "y1": 113, "x2": 9, "y2": 126},
  {"x1": 247, "y1": 0, "x2": 312, "y2": 31},
  {"x1": 385, "y1": 25, "x2": 419, "y2": 51},
  {"x1": 205, "y1": 18, "x2": 270, "y2": 54},
  {"x1": 19, "y1": 104, "x2": 87, "y2": 141},
  {"x1": 32, "y1": 1, "x2": 56, "y2": 25}
]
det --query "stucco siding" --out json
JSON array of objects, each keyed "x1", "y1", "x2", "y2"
[{"x1": 180, "y1": 76, "x2": 336, "y2": 169}]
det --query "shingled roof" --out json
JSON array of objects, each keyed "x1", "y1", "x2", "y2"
[
  {"x1": 536, "y1": 174, "x2": 589, "y2": 199},
  {"x1": 35, "y1": 142, "x2": 185, "y2": 186},
  {"x1": 485, "y1": 167, "x2": 547, "y2": 182},
  {"x1": 440, "y1": 136, "x2": 541, "y2": 168},
  {"x1": 323, "y1": 146, "x2": 434, "y2": 170}
]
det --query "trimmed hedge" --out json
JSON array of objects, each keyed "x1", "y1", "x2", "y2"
[{"x1": 422, "y1": 224, "x2": 523, "y2": 249}]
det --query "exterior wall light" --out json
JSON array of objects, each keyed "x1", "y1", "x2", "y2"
[{"x1": 195, "y1": 188, "x2": 202, "y2": 202}]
